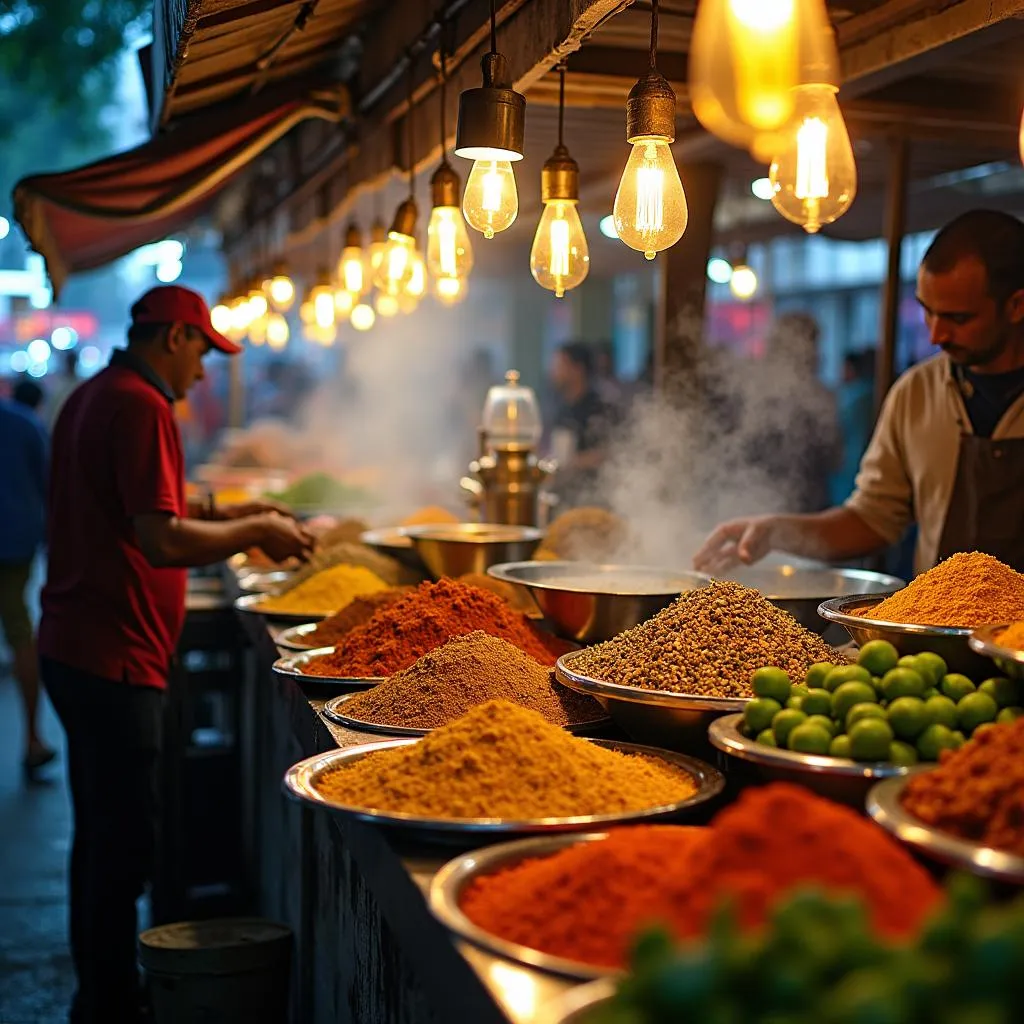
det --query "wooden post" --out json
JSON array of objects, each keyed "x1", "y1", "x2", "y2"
[
  {"x1": 876, "y1": 135, "x2": 910, "y2": 415},
  {"x1": 655, "y1": 162, "x2": 723, "y2": 402}
]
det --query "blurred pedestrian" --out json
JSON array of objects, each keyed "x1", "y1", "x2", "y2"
[
  {"x1": 830, "y1": 349, "x2": 877, "y2": 505},
  {"x1": 44, "y1": 349, "x2": 80, "y2": 433}
]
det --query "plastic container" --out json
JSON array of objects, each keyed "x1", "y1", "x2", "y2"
[
  {"x1": 139, "y1": 917, "x2": 292, "y2": 1024},
  {"x1": 480, "y1": 369, "x2": 543, "y2": 451}
]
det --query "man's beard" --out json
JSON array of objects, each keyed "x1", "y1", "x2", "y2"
[{"x1": 942, "y1": 330, "x2": 1009, "y2": 369}]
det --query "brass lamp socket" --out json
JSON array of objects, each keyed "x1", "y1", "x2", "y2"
[
  {"x1": 389, "y1": 197, "x2": 418, "y2": 238},
  {"x1": 315, "y1": 265, "x2": 332, "y2": 287},
  {"x1": 271, "y1": 259, "x2": 290, "y2": 276},
  {"x1": 455, "y1": 53, "x2": 526, "y2": 159},
  {"x1": 541, "y1": 144, "x2": 579, "y2": 203},
  {"x1": 430, "y1": 160, "x2": 462, "y2": 208},
  {"x1": 370, "y1": 218, "x2": 387, "y2": 245},
  {"x1": 625, "y1": 68, "x2": 677, "y2": 143},
  {"x1": 344, "y1": 223, "x2": 362, "y2": 248}
]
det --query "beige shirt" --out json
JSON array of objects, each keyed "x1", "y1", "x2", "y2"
[{"x1": 844, "y1": 354, "x2": 1024, "y2": 574}]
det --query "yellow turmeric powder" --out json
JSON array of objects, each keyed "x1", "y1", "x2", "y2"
[
  {"x1": 257, "y1": 563, "x2": 388, "y2": 616},
  {"x1": 315, "y1": 699, "x2": 697, "y2": 819},
  {"x1": 865, "y1": 552, "x2": 1024, "y2": 628},
  {"x1": 999, "y1": 622, "x2": 1024, "y2": 651}
]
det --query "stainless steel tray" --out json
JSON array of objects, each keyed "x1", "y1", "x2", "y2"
[
  {"x1": 867, "y1": 774, "x2": 1024, "y2": 884},
  {"x1": 283, "y1": 738, "x2": 725, "y2": 844},
  {"x1": 272, "y1": 647, "x2": 384, "y2": 688},
  {"x1": 969, "y1": 624, "x2": 1024, "y2": 681},
  {"x1": 274, "y1": 622, "x2": 322, "y2": 651},
  {"x1": 321, "y1": 692, "x2": 611, "y2": 737},
  {"x1": 234, "y1": 592, "x2": 328, "y2": 625}
]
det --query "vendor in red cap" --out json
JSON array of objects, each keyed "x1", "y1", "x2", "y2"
[{"x1": 39, "y1": 285, "x2": 314, "y2": 1024}]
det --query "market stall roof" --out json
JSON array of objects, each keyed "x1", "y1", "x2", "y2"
[{"x1": 13, "y1": 81, "x2": 347, "y2": 298}]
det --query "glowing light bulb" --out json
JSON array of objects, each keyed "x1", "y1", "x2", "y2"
[
  {"x1": 613, "y1": 139, "x2": 688, "y2": 260},
  {"x1": 350, "y1": 303, "x2": 376, "y2": 331},
  {"x1": 374, "y1": 232, "x2": 417, "y2": 295},
  {"x1": 462, "y1": 160, "x2": 518, "y2": 238},
  {"x1": 375, "y1": 292, "x2": 400, "y2": 318},
  {"x1": 338, "y1": 246, "x2": 367, "y2": 296},
  {"x1": 334, "y1": 288, "x2": 355, "y2": 317},
  {"x1": 690, "y1": 0, "x2": 835, "y2": 153},
  {"x1": 264, "y1": 273, "x2": 295, "y2": 311},
  {"x1": 433, "y1": 275, "x2": 466, "y2": 306},
  {"x1": 230, "y1": 297, "x2": 252, "y2": 333},
  {"x1": 730, "y1": 264, "x2": 759, "y2": 300},
  {"x1": 405, "y1": 251, "x2": 426, "y2": 299},
  {"x1": 530, "y1": 200, "x2": 589, "y2": 298},
  {"x1": 247, "y1": 288, "x2": 268, "y2": 321},
  {"x1": 265, "y1": 312, "x2": 289, "y2": 348},
  {"x1": 769, "y1": 83, "x2": 856, "y2": 233},
  {"x1": 312, "y1": 286, "x2": 335, "y2": 328},
  {"x1": 368, "y1": 221, "x2": 388, "y2": 274},
  {"x1": 299, "y1": 299, "x2": 315, "y2": 325},
  {"x1": 210, "y1": 303, "x2": 232, "y2": 334},
  {"x1": 247, "y1": 314, "x2": 267, "y2": 346},
  {"x1": 426, "y1": 207, "x2": 473, "y2": 282}
]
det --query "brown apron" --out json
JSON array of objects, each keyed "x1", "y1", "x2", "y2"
[{"x1": 936, "y1": 434, "x2": 1024, "y2": 572}]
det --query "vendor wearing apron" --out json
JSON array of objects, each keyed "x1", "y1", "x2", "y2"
[{"x1": 694, "y1": 209, "x2": 1024, "y2": 576}]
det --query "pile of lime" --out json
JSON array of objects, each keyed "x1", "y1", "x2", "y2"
[{"x1": 741, "y1": 640, "x2": 1023, "y2": 764}]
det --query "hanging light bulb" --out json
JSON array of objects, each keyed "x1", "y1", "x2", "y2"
[
  {"x1": 374, "y1": 199, "x2": 418, "y2": 296},
  {"x1": 230, "y1": 294, "x2": 252, "y2": 335},
  {"x1": 375, "y1": 292, "x2": 400, "y2": 318},
  {"x1": 266, "y1": 312, "x2": 290, "y2": 349},
  {"x1": 690, "y1": 0, "x2": 835, "y2": 156},
  {"x1": 730, "y1": 262, "x2": 759, "y2": 300},
  {"x1": 210, "y1": 297, "x2": 233, "y2": 335},
  {"x1": 368, "y1": 218, "x2": 388, "y2": 275},
  {"x1": 299, "y1": 297, "x2": 316, "y2": 325},
  {"x1": 455, "y1": 0, "x2": 525, "y2": 238},
  {"x1": 263, "y1": 261, "x2": 296, "y2": 311},
  {"x1": 769, "y1": 80, "x2": 856, "y2": 233},
  {"x1": 248, "y1": 313, "x2": 268, "y2": 346},
  {"x1": 530, "y1": 65, "x2": 590, "y2": 298},
  {"x1": 432, "y1": 274, "x2": 466, "y2": 306},
  {"x1": 247, "y1": 278, "x2": 268, "y2": 321},
  {"x1": 405, "y1": 248, "x2": 426, "y2": 299},
  {"x1": 613, "y1": 0, "x2": 688, "y2": 260},
  {"x1": 351, "y1": 302, "x2": 376, "y2": 331},
  {"x1": 309, "y1": 267, "x2": 336, "y2": 328},
  {"x1": 334, "y1": 287, "x2": 355, "y2": 318},
  {"x1": 337, "y1": 224, "x2": 369, "y2": 296}
]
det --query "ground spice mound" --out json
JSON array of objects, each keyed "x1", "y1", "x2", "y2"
[
  {"x1": 314, "y1": 700, "x2": 696, "y2": 818},
  {"x1": 570, "y1": 580, "x2": 835, "y2": 697},
  {"x1": 535, "y1": 507, "x2": 629, "y2": 561},
  {"x1": 460, "y1": 784, "x2": 940, "y2": 968},
  {"x1": 999, "y1": 621, "x2": 1024, "y2": 650},
  {"x1": 865, "y1": 551, "x2": 1024, "y2": 628},
  {"x1": 258, "y1": 564, "x2": 389, "y2": 616},
  {"x1": 901, "y1": 718, "x2": 1024, "y2": 855},
  {"x1": 304, "y1": 578, "x2": 567, "y2": 677},
  {"x1": 308, "y1": 588, "x2": 411, "y2": 646},
  {"x1": 340, "y1": 631, "x2": 602, "y2": 729}
]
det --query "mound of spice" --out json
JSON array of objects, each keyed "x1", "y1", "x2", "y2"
[
  {"x1": 901, "y1": 717, "x2": 1024, "y2": 855},
  {"x1": 339, "y1": 631, "x2": 602, "y2": 729},
  {"x1": 570, "y1": 580, "x2": 834, "y2": 697},
  {"x1": 998, "y1": 621, "x2": 1024, "y2": 651},
  {"x1": 865, "y1": 551, "x2": 1024, "y2": 628},
  {"x1": 258, "y1": 564, "x2": 389, "y2": 616},
  {"x1": 308, "y1": 588, "x2": 411, "y2": 646},
  {"x1": 314, "y1": 699, "x2": 696, "y2": 818},
  {"x1": 460, "y1": 783, "x2": 940, "y2": 969},
  {"x1": 304, "y1": 578, "x2": 566, "y2": 677}
]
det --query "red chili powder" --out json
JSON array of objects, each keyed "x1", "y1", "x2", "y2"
[
  {"x1": 304, "y1": 577, "x2": 568, "y2": 677},
  {"x1": 459, "y1": 784, "x2": 942, "y2": 969}
]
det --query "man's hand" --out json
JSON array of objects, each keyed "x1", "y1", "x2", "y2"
[
  {"x1": 251, "y1": 512, "x2": 315, "y2": 563},
  {"x1": 219, "y1": 499, "x2": 295, "y2": 520},
  {"x1": 693, "y1": 516, "x2": 778, "y2": 574}
]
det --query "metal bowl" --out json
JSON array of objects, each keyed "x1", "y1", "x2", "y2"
[
  {"x1": 818, "y1": 593, "x2": 989, "y2": 676},
  {"x1": 274, "y1": 622, "x2": 321, "y2": 651},
  {"x1": 488, "y1": 562, "x2": 711, "y2": 644},
  {"x1": 969, "y1": 624, "x2": 1024, "y2": 681},
  {"x1": 233, "y1": 592, "x2": 328, "y2": 625},
  {"x1": 359, "y1": 526, "x2": 426, "y2": 572},
  {"x1": 237, "y1": 569, "x2": 293, "y2": 594},
  {"x1": 282, "y1": 737, "x2": 725, "y2": 845},
  {"x1": 868, "y1": 774, "x2": 1024, "y2": 884},
  {"x1": 322, "y1": 692, "x2": 611, "y2": 738},
  {"x1": 272, "y1": 647, "x2": 384, "y2": 689},
  {"x1": 555, "y1": 651, "x2": 747, "y2": 752},
  {"x1": 542, "y1": 979, "x2": 617, "y2": 1024},
  {"x1": 709, "y1": 713, "x2": 911, "y2": 808},
  {"x1": 723, "y1": 566, "x2": 905, "y2": 635},
  {"x1": 398, "y1": 523, "x2": 544, "y2": 580}
]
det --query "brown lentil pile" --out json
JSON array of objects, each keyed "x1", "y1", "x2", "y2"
[
  {"x1": 570, "y1": 579, "x2": 835, "y2": 697},
  {"x1": 314, "y1": 699, "x2": 697, "y2": 819},
  {"x1": 901, "y1": 717, "x2": 1024, "y2": 856},
  {"x1": 340, "y1": 631, "x2": 602, "y2": 729},
  {"x1": 308, "y1": 588, "x2": 412, "y2": 646}
]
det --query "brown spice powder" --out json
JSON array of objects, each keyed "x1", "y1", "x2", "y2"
[
  {"x1": 340, "y1": 631, "x2": 601, "y2": 729},
  {"x1": 309, "y1": 588, "x2": 411, "y2": 646}
]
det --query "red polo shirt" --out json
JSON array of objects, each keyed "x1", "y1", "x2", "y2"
[{"x1": 39, "y1": 353, "x2": 187, "y2": 689}]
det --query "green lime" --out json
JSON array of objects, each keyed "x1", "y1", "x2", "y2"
[
  {"x1": 972, "y1": 722, "x2": 998, "y2": 739},
  {"x1": 887, "y1": 697, "x2": 929, "y2": 740},
  {"x1": 806, "y1": 714, "x2": 838, "y2": 737},
  {"x1": 790, "y1": 683, "x2": 810, "y2": 699},
  {"x1": 846, "y1": 703, "x2": 888, "y2": 728},
  {"x1": 788, "y1": 723, "x2": 833, "y2": 755},
  {"x1": 923, "y1": 687, "x2": 940, "y2": 700},
  {"x1": 786, "y1": 695, "x2": 805, "y2": 711},
  {"x1": 923, "y1": 694, "x2": 959, "y2": 729},
  {"x1": 751, "y1": 667, "x2": 792, "y2": 703},
  {"x1": 848, "y1": 717, "x2": 894, "y2": 761},
  {"x1": 871, "y1": 676, "x2": 887, "y2": 697},
  {"x1": 979, "y1": 677, "x2": 1019, "y2": 709},
  {"x1": 801, "y1": 688, "x2": 833, "y2": 717},
  {"x1": 772, "y1": 709, "x2": 808, "y2": 747},
  {"x1": 823, "y1": 664, "x2": 872, "y2": 693},
  {"x1": 756, "y1": 728, "x2": 778, "y2": 747},
  {"x1": 889, "y1": 740, "x2": 919, "y2": 766},
  {"x1": 941, "y1": 673, "x2": 976, "y2": 702},
  {"x1": 858, "y1": 640, "x2": 900, "y2": 676},
  {"x1": 915, "y1": 652, "x2": 949, "y2": 686},
  {"x1": 882, "y1": 667, "x2": 927, "y2": 700},
  {"x1": 950, "y1": 731, "x2": 965, "y2": 749},
  {"x1": 804, "y1": 662, "x2": 836, "y2": 688},
  {"x1": 916, "y1": 723, "x2": 957, "y2": 761},
  {"x1": 957, "y1": 691, "x2": 998, "y2": 734},
  {"x1": 833, "y1": 681, "x2": 878, "y2": 724},
  {"x1": 829, "y1": 734, "x2": 853, "y2": 758},
  {"x1": 997, "y1": 706, "x2": 1024, "y2": 724},
  {"x1": 744, "y1": 697, "x2": 782, "y2": 735}
]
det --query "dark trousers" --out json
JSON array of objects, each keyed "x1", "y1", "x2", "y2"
[{"x1": 42, "y1": 657, "x2": 165, "y2": 1024}]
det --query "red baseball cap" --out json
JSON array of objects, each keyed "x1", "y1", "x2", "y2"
[{"x1": 130, "y1": 285, "x2": 243, "y2": 355}]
